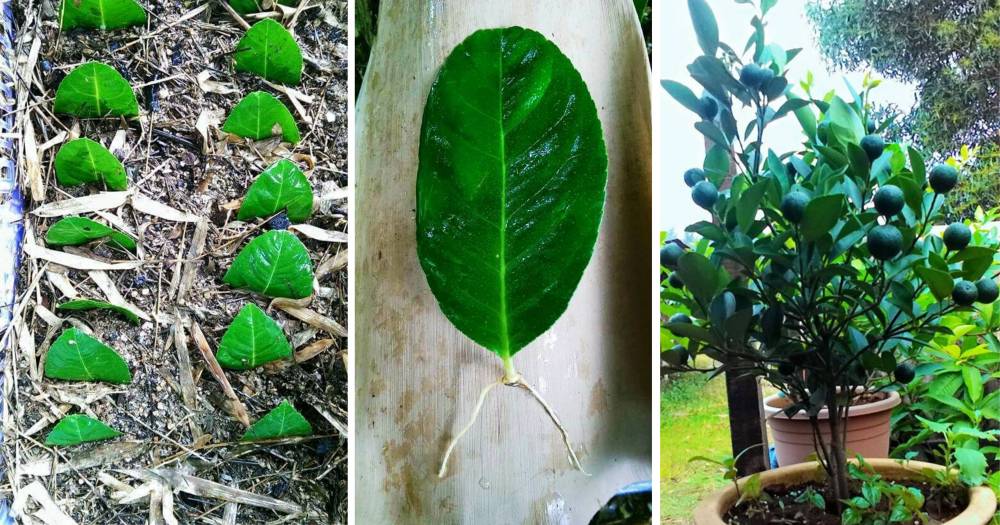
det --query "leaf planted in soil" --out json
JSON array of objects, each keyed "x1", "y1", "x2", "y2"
[
  {"x1": 216, "y1": 303, "x2": 293, "y2": 369},
  {"x1": 239, "y1": 159, "x2": 313, "y2": 223},
  {"x1": 416, "y1": 27, "x2": 608, "y2": 357},
  {"x1": 54, "y1": 138, "x2": 128, "y2": 190},
  {"x1": 61, "y1": 0, "x2": 147, "y2": 31},
  {"x1": 228, "y1": 0, "x2": 297, "y2": 15},
  {"x1": 57, "y1": 299, "x2": 141, "y2": 324},
  {"x1": 53, "y1": 62, "x2": 139, "y2": 118},
  {"x1": 242, "y1": 400, "x2": 313, "y2": 441},
  {"x1": 45, "y1": 414, "x2": 121, "y2": 446},
  {"x1": 222, "y1": 91, "x2": 300, "y2": 143},
  {"x1": 45, "y1": 216, "x2": 137, "y2": 251},
  {"x1": 235, "y1": 19, "x2": 303, "y2": 85},
  {"x1": 223, "y1": 230, "x2": 314, "y2": 299},
  {"x1": 44, "y1": 328, "x2": 132, "y2": 384}
]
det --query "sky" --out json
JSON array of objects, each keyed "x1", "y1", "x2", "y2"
[{"x1": 655, "y1": 0, "x2": 918, "y2": 234}]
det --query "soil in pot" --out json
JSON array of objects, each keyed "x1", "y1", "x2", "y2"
[{"x1": 723, "y1": 480, "x2": 967, "y2": 525}]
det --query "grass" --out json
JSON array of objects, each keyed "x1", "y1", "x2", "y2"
[{"x1": 660, "y1": 371, "x2": 731, "y2": 524}]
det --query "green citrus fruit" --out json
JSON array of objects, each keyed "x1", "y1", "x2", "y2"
[
  {"x1": 867, "y1": 224, "x2": 903, "y2": 260},
  {"x1": 894, "y1": 363, "x2": 915, "y2": 384},
  {"x1": 860, "y1": 134, "x2": 885, "y2": 161},
  {"x1": 663, "y1": 345, "x2": 689, "y2": 367},
  {"x1": 660, "y1": 243, "x2": 684, "y2": 268},
  {"x1": 976, "y1": 278, "x2": 999, "y2": 303},
  {"x1": 953, "y1": 279, "x2": 978, "y2": 306},
  {"x1": 691, "y1": 180, "x2": 719, "y2": 210},
  {"x1": 738, "y1": 63, "x2": 769, "y2": 88},
  {"x1": 683, "y1": 168, "x2": 706, "y2": 187},
  {"x1": 668, "y1": 313, "x2": 692, "y2": 325},
  {"x1": 928, "y1": 164, "x2": 958, "y2": 194},
  {"x1": 942, "y1": 222, "x2": 971, "y2": 251},
  {"x1": 668, "y1": 273, "x2": 684, "y2": 289},
  {"x1": 873, "y1": 185, "x2": 905, "y2": 216},
  {"x1": 780, "y1": 191, "x2": 810, "y2": 223},
  {"x1": 698, "y1": 96, "x2": 718, "y2": 120}
]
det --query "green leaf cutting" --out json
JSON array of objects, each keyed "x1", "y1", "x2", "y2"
[
  {"x1": 216, "y1": 303, "x2": 293, "y2": 369},
  {"x1": 61, "y1": 0, "x2": 147, "y2": 31},
  {"x1": 54, "y1": 138, "x2": 128, "y2": 190},
  {"x1": 416, "y1": 27, "x2": 607, "y2": 357},
  {"x1": 235, "y1": 19, "x2": 303, "y2": 86},
  {"x1": 222, "y1": 91, "x2": 300, "y2": 143},
  {"x1": 239, "y1": 159, "x2": 313, "y2": 223},
  {"x1": 44, "y1": 328, "x2": 132, "y2": 384},
  {"x1": 241, "y1": 400, "x2": 313, "y2": 441},
  {"x1": 223, "y1": 230, "x2": 314, "y2": 299},
  {"x1": 45, "y1": 216, "x2": 137, "y2": 251},
  {"x1": 53, "y1": 62, "x2": 139, "y2": 118},
  {"x1": 57, "y1": 299, "x2": 141, "y2": 324},
  {"x1": 45, "y1": 414, "x2": 121, "y2": 446}
]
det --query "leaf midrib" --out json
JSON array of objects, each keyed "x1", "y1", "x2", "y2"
[{"x1": 495, "y1": 35, "x2": 510, "y2": 357}]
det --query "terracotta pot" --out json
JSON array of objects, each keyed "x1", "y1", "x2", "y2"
[
  {"x1": 692, "y1": 459, "x2": 998, "y2": 525},
  {"x1": 763, "y1": 390, "x2": 901, "y2": 467}
]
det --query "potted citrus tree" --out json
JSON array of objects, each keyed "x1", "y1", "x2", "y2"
[{"x1": 661, "y1": 0, "x2": 999, "y2": 522}]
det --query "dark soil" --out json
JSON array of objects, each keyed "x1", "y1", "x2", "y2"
[
  {"x1": 3, "y1": 0, "x2": 347, "y2": 523},
  {"x1": 723, "y1": 480, "x2": 966, "y2": 525}
]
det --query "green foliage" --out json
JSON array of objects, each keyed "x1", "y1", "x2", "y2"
[
  {"x1": 54, "y1": 138, "x2": 128, "y2": 190},
  {"x1": 239, "y1": 159, "x2": 313, "y2": 223},
  {"x1": 44, "y1": 328, "x2": 132, "y2": 384},
  {"x1": 841, "y1": 457, "x2": 929, "y2": 525},
  {"x1": 53, "y1": 62, "x2": 139, "y2": 118},
  {"x1": 216, "y1": 304, "x2": 292, "y2": 369},
  {"x1": 45, "y1": 414, "x2": 121, "y2": 446},
  {"x1": 416, "y1": 27, "x2": 607, "y2": 359},
  {"x1": 235, "y1": 19, "x2": 303, "y2": 86},
  {"x1": 241, "y1": 400, "x2": 313, "y2": 441},
  {"x1": 45, "y1": 216, "x2": 137, "y2": 251},
  {"x1": 222, "y1": 91, "x2": 300, "y2": 143},
  {"x1": 223, "y1": 230, "x2": 314, "y2": 299},
  {"x1": 57, "y1": 299, "x2": 140, "y2": 324},
  {"x1": 61, "y1": 0, "x2": 146, "y2": 31},
  {"x1": 228, "y1": 0, "x2": 297, "y2": 15}
]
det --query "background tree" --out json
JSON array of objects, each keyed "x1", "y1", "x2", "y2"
[{"x1": 807, "y1": 0, "x2": 999, "y2": 219}]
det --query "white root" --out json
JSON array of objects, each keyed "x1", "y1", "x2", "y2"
[{"x1": 436, "y1": 372, "x2": 589, "y2": 478}]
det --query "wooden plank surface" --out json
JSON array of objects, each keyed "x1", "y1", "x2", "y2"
[{"x1": 355, "y1": 0, "x2": 653, "y2": 522}]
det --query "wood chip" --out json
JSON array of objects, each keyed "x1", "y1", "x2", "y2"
[
  {"x1": 12, "y1": 481, "x2": 78, "y2": 525},
  {"x1": 22, "y1": 117, "x2": 44, "y2": 201},
  {"x1": 177, "y1": 219, "x2": 209, "y2": 301},
  {"x1": 172, "y1": 316, "x2": 201, "y2": 438},
  {"x1": 23, "y1": 243, "x2": 143, "y2": 271},
  {"x1": 31, "y1": 191, "x2": 132, "y2": 217},
  {"x1": 316, "y1": 249, "x2": 347, "y2": 281},
  {"x1": 152, "y1": 468, "x2": 301, "y2": 514},
  {"x1": 189, "y1": 322, "x2": 250, "y2": 427},
  {"x1": 288, "y1": 223, "x2": 347, "y2": 243},
  {"x1": 272, "y1": 301, "x2": 346, "y2": 337},
  {"x1": 264, "y1": 338, "x2": 334, "y2": 373},
  {"x1": 45, "y1": 271, "x2": 79, "y2": 299},
  {"x1": 131, "y1": 193, "x2": 201, "y2": 222},
  {"x1": 19, "y1": 442, "x2": 148, "y2": 477}
]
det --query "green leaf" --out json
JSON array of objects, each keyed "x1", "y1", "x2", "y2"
[
  {"x1": 53, "y1": 62, "x2": 139, "y2": 118},
  {"x1": 660, "y1": 80, "x2": 702, "y2": 114},
  {"x1": 955, "y1": 448, "x2": 987, "y2": 486},
  {"x1": 800, "y1": 194, "x2": 842, "y2": 242},
  {"x1": 54, "y1": 138, "x2": 128, "y2": 190},
  {"x1": 737, "y1": 180, "x2": 768, "y2": 232},
  {"x1": 695, "y1": 121, "x2": 729, "y2": 147},
  {"x1": 45, "y1": 414, "x2": 121, "y2": 446},
  {"x1": 234, "y1": 19, "x2": 303, "y2": 86},
  {"x1": 44, "y1": 328, "x2": 132, "y2": 384},
  {"x1": 962, "y1": 367, "x2": 983, "y2": 403},
  {"x1": 224, "y1": 230, "x2": 314, "y2": 299},
  {"x1": 242, "y1": 400, "x2": 313, "y2": 441},
  {"x1": 57, "y1": 299, "x2": 140, "y2": 324},
  {"x1": 788, "y1": 92, "x2": 817, "y2": 139},
  {"x1": 228, "y1": 0, "x2": 296, "y2": 15},
  {"x1": 687, "y1": 0, "x2": 719, "y2": 56},
  {"x1": 761, "y1": 0, "x2": 778, "y2": 15},
  {"x1": 915, "y1": 267, "x2": 954, "y2": 301},
  {"x1": 222, "y1": 91, "x2": 300, "y2": 143},
  {"x1": 238, "y1": 159, "x2": 313, "y2": 222},
  {"x1": 416, "y1": 28, "x2": 607, "y2": 357},
  {"x1": 826, "y1": 97, "x2": 864, "y2": 144},
  {"x1": 676, "y1": 252, "x2": 720, "y2": 306},
  {"x1": 61, "y1": 0, "x2": 146, "y2": 31},
  {"x1": 45, "y1": 216, "x2": 137, "y2": 251},
  {"x1": 216, "y1": 304, "x2": 292, "y2": 369}
]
